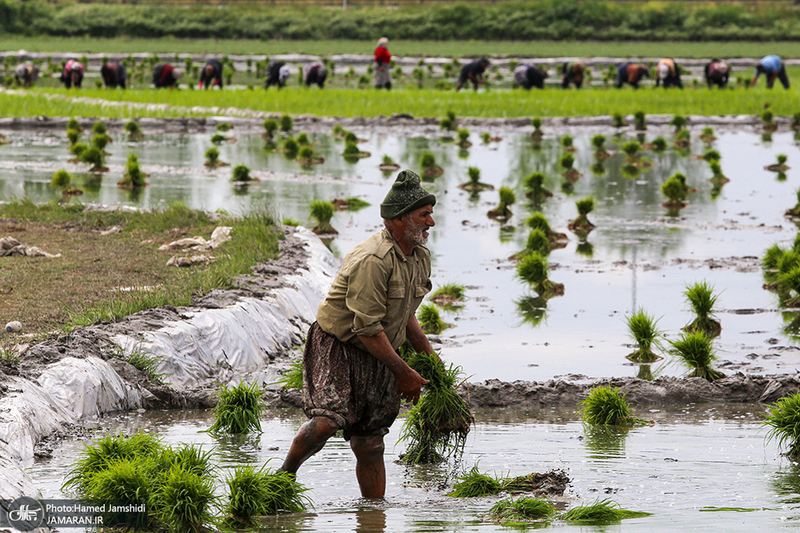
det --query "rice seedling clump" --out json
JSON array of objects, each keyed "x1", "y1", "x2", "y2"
[
  {"x1": 670, "y1": 331, "x2": 725, "y2": 382},
  {"x1": 764, "y1": 392, "x2": 800, "y2": 458},
  {"x1": 400, "y1": 350, "x2": 473, "y2": 464},
  {"x1": 430, "y1": 283, "x2": 466, "y2": 307},
  {"x1": 224, "y1": 465, "x2": 311, "y2": 526},
  {"x1": 209, "y1": 380, "x2": 264, "y2": 434},
  {"x1": 309, "y1": 199, "x2": 337, "y2": 235},
  {"x1": 278, "y1": 357, "x2": 303, "y2": 389},
  {"x1": 489, "y1": 497, "x2": 556, "y2": 523},
  {"x1": 579, "y1": 386, "x2": 646, "y2": 427},
  {"x1": 684, "y1": 281, "x2": 721, "y2": 337},
  {"x1": 447, "y1": 465, "x2": 502, "y2": 497},
  {"x1": 559, "y1": 499, "x2": 651, "y2": 524},
  {"x1": 626, "y1": 310, "x2": 662, "y2": 363}
]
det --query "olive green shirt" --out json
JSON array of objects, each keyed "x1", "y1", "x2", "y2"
[{"x1": 316, "y1": 228, "x2": 432, "y2": 352}]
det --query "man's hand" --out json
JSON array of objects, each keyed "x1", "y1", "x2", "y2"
[{"x1": 396, "y1": 367, "x2": 429, "y2": 404}]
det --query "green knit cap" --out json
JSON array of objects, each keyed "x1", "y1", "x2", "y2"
[{"x1": 380, "y1": 169, "x2": 436, "y2": 220}]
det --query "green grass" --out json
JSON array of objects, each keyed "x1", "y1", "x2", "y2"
[
  {"x1": 209, "y1": 381, "x2": 264, "y2": 435},
  {"x1": 7, "y1": 83, "x2": 800, "y2": 120},
  {"x1": 153, "y1": 466, "x2": 216, "y2": 533},
  {"x1": 7, "y1": 36, "x2": 800, "y2": 58},
  {"x1": 278, "y1": 357, "x2": 303, "y2": 390},
  {"x1": 765, "y1": 392, "x2": 800, "y2": 458},
  {"x1": 626, "y1": 310, "x2": 662, "y2": 363}
]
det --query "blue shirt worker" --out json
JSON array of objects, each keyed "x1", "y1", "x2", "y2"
[{"x1": 750, "y1": 55, "x2": 789, "y2": 89}]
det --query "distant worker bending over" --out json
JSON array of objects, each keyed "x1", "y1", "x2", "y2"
[
  {"x1": 199, "y1": 59, "x2": 223, "y2": 89},
  {"x1": 705, "y1": 59, "x2": 730, "y2": 88},
  {"x1": 152, "y1": 64, "x2": 182, "y2": 89},
  {"x1": 514, "y1": 64, "x2": 548, "y2": 89},
  {"x1": 304, "y1": 61, "x2": 328, "y2": 88},
  {"x1": 561, "y1": 61, "x2": 584, "y2": 89},
  {"x1": 655, "y1": 58, "x2": 682, "y2": 88},
  {"x1": 374, "y1": 37, "x2": 392, "y2": 90},
  {"x1": 750, "y1": 55, "x2": 789, "y2": 89},
  {"x1": 265, "y1": 60, "x2": 291, "y2": 89},
  {"x1": 615, "y1": 62, "x2": 649, "y2": 89},
  {"x1": 456, "y1": 57, "x2": 490, "y2": 91}
]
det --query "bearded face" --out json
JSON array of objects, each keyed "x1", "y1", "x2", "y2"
[{"x1": 403, "y1": 215, "x2": 430, "y2": 247}]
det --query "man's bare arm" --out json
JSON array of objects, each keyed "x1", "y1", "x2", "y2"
[
  {"x1": 358, "y1": 331, "x2": 429, "y2": 403},
  {"x1": 405, "y1": 315, "x2": 436, "y2": 357}
]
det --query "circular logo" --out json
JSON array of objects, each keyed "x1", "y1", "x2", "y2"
[{"x1": 7, "y1": 497, "x2": 45, "y2": 532}]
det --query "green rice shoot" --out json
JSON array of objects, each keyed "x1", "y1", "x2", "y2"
[
  {"x1": 559, "y1": 499, "x2": 652, "y2": 523},
  {"x1": 670, "y1": 331, "x2": 724, "y2": 382},
  {"x1": 684, "y1": 281, "x2": 721, "y2": 337},
  {"x1": 278, "y1": 357, "x2": 303, "y2": 389},
  {"x1": 764, "y1": 391, "x2": 800, "y2": 458},
  {"x1": 489, "y1": 497, "x2": 556, "y2": 522},
  {"x1": 224, "y1": 464, "x2": 311, "y2": 526},
  {"x1": 579, "y1": 386, "x2": 646, "y2": 427},
  {"x1": 626, "y1": 310, "x2": 662, "y2": 363},
  {"x1": 209, "y1": 381, "x2": 264, "y2": 434},
  {"x1": 447, "y1": 465, "x2": 502, "y2": 497},
  {"x1": 417, "y1": 303, "x2": 448, "y2": 335}
]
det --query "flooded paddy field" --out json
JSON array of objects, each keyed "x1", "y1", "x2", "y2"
[
  {"x1": 27, "y1": 404, "x2": 800, "y2": 531},
  {"x1": 1, "y1": 119, "x2": 797, "y2": 383}
]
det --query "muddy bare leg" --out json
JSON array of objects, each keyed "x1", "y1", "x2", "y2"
[
  {"x1": 281, "y1": 416, "x2": 339, "y2": 473},
  {"x1": 350, "y1": 435, "x2": 386, "y2": 498}
]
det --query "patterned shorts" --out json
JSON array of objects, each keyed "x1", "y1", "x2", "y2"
[{"x1": 302, "y1": 322, "x2": 401, "y2": 440}]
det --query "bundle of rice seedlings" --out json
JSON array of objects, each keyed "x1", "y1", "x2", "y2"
[
  {"x1": 777, "y1": 265, "x2": 800, "y2": 307},
  {"x1": 626, "y1": 310, "x2": 662, "y2": 363},
  {"x1": 67, "y1": 117, "x2": 81, "y2": 131},
  {"x1": 522, "y1": 228, "x2": 552, "y2": 258},
  {"x1": 684, "y1": 281, "x2": 721, "y2": 337},
  {"x1": 560, "y1": 152, "x2": 582, "y2": 181},
  {"x1": 673, "y1": 128, "x2": 691, "y2": 149},
  {"x1": 231, "y1": 163, "x2": 253, "y2": 183},
  {"x1": 153, "y1": 465, "x2": 216, "y2": 533},
  {"x1": 262, "y1": 118, "x2": 278, "y2": 139},
  {"x1": 63, "y1": 432, "x2": 163, "y2": 494},
  {"x1": 216, "y1": 122, "x2": 232, "y2": 132},
  {"x1": 204, "y1": 146, "x2": 225, "y2": 168},
  {"x1": 766, "y1": 154, "x2": 790, "y2": 173},
  {"x1": 785, "y1": 189, "x2": 800, "y2": 219},
  {"x1": 490, "y1": 497, "x2": 556, "y2": 523},
  {"x1": 84, "y1": 457, "x2": 157, "y2": 529},
  {"x1": 331, "y1": 197, "x2": 370, "y2": 211},
  {"x1": 417, "y1": 303, "x2": 450, "y2": 335},
  {"x1": 279, "y1": 114, "x2": 293, "y2": 132},
  {"x1": 79, "y1": 145, "x2": 106, "y2": 172},
  {"x1": 400, "y1": 350, "x2": 473, "y2": 464},
  {"x1": 701, "y1": 148, "x2": 721, "y2": 162},
  {"x1": 661, "y1": 172, "x2": 690, "y2": 209},
  {"x1": 592, "y1": 133, "x2": 610, "y2": 160},
  {"x1": 209, "y1": 381, "x2": 264, "y2": 434},
  {"x1": 516, "y1": 252, "x2": 564, "y2": 299},
  {"x1": 621, "y1": 140, "x2": 641, "y2": 163},
  {"x1": 579, "y1": 386, "x2": 644, "y2": 426},
  {"x1": 612, "y1": 112, "x2": 626, "y2": 128},
  {"x1": 633, "y1": 110, "x2": 647, "y2": 131},
  {"x1": 559, "y1": 499, "x2": 651, "y2": 523},
  {"x1": 224, "y1": 465, "x2": 311, "y2": 526},
  {"x1": 119, "y1": 153, "x2": 147, "y2": 188},
  {"x1": 163, "y1": 443, "x2": 214, "y2": 478},
  {"x1": 525, "y1": 212, "x2": 568, "y2": 247},
  {"x1": 309, "y1": 200, "x2": 337, "y2": 235},
  {"x1": 699, "y1": 126, "x2": 716, "y2": 143},
  {"x1": 530, "y1": 117, "x2": 543, "y2": 138},
  {"x1": 430, "y1": 283, "x2": 466, "y2": 307},
  {"x1": 459, "y1": 166, "x2": 492, "y2": 192},
  {"x1": 487, "y1": 186, "x2": 515, "y2": 220},
  {"x1": 670, "y1": 331, "x2": 724, "y2": 382},
  {"x1": 211, "y1": 133, "x2": 226, "y2": 145},
  {"x1": 764, "y1": 392, "x2": 800, "y2": 458},
  {"x1": 92, "y1": 120, "x2": 108, "y2": 136},
  {"x1": 447, "y1": 466, "x2": 502, "y2": 497},
  {"x1": 457, "y1": 128, "x2": 471, "y2": 147},
  {"x1": 439, "y1": 109, "x2": 457, "y2": 132},
  {"x1": 379, "y1": 154, "x2": 400, "y2": 171},
  {"x1": 297, "y1": 145, "x2": 314, "y2": 162},
  {"x1": 278, "y1": 357, "x2": 303, "y2": 389},
  {"x1": 670, "y1": 114, "x2": 687, "y2": 132},
  {"x1": 762, "y1": 110, "x2": 778, "y2": 132},
  {"x1": 420, "y1": 152, "x2": 443, "y2": 178},
  {"x1": 331, "y1": 123, "x2": 345, "y2": 137},
  {"x1": 763, "y1": 244, "x2": 787, "y2": 283},
  {"x1": 523, "y1": 171, "x2": 552, "y2": 202},
  {"x1": 648, "y1": 136, "x2": 668, "y2": 152},
  {"x1": 709, "y1": 160, "x2": 729, "y2": 184},
  {"x1": 567, "y1": 196, "x2": 595, "y2": 238},
  {"x1": 296, "y1": 132, "x2": 310, "y2": 146},
  {"x1": 125, "y1": 119, "x2": 144, "y2": 141},
  {"x1": 560, "y1": 134, "x2": 575, "y2": 151},
  {"x1": 66, "y1": 127, "x2": 81, "y2": 146},
  {"x1": 51, "y1": 169, "x2": 71, "y2": 188}
]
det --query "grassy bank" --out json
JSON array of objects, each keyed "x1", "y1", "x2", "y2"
[
  {"x1": 4, "y1": 37, "x2": 800, "y2": 59},
  {"x1": 0, "y1": 200, "x2": 280, "y2": 345},
  {"x1": 6, "y1": 85, "x2": 800, "y2": 120}
]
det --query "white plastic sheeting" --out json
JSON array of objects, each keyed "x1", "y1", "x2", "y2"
[
  {"x1": 0, "y1": 227, "x2": 338, "y2": 501},
  {"x1": 114, "y1": 228, "x2": 339, "y2": 389}
]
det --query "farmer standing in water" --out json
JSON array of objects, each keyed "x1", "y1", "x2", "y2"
[
  {"x1": 281, "y1": 170, "x2": 438, "y2": 498},
  {"x1": 374, "y1": 37, "x2": 392, "y2": 89}
]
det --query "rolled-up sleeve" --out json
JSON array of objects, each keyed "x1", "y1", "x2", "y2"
[{"x1": 346, "y1": 255, "x2": 389, "y2": 337}]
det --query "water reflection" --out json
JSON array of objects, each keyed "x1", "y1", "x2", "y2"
[
  {"x1": 211, "y1": 432, "x2": 262, "y2": 466},
  {"x1": 771, "y1": 466, "x2": 800, "y2": 505},
  {"x1": 516, "y1": 295, "x2": 548, "y2": 327},
  {"x1": 583, "y1": 424, "x2": 629, "y2": 458},
  {"x1": 355, "y1": 507, "x2": 387, "y2": 533}
]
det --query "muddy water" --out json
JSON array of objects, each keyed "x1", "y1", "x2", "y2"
[
  {"x1": 0, "y1": 125, "x2": 797, "y2": 382},
  {"x1": 28, "y1": 405, "x2": 800, "y2": 531}
]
